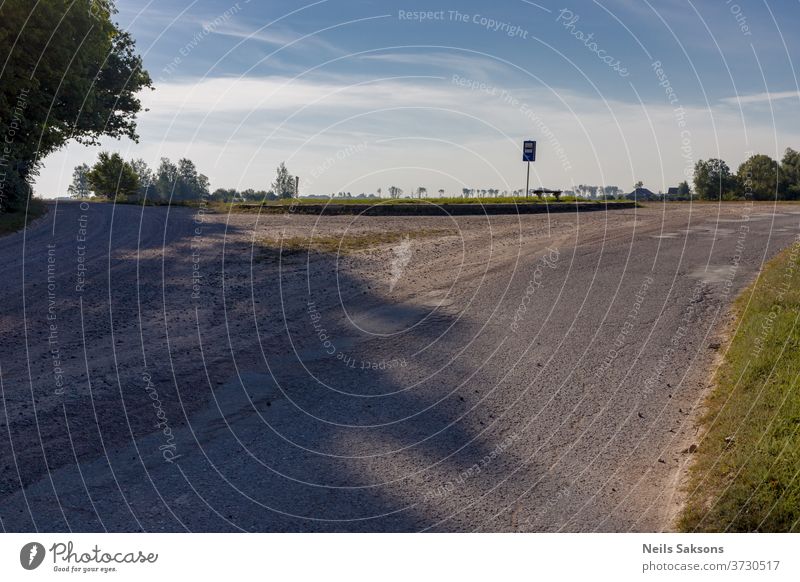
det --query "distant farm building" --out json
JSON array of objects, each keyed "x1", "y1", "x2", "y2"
[{"x1": 625, "y1": 187, "x2": 659, "y2": 201}]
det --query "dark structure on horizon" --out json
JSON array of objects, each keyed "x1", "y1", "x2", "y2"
[{"x1": 625, "y1": 187, "x2": 659, "y2": 201}]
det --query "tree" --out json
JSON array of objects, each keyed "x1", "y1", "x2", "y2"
[
  {"x1": 781, "y1": 148, "x2": 800, "y2": 199},
  {"x1": 677, "y1": 180, "x2": 691, "y2": 196},
  {"x1": 0, "y1": 0, "x2": 152, "y2": 211},
  {"x1": 634, "y1": 180, "x2": 644, "y2": 189},
  {"x1": 602, "y1": 185, "x2": 620, "y2": 199},
  {"x1": 175, "y1": 158, "x2": 210, "y2": 200},
  {"x1": 737, "y1": 154, "x2": 779, "y2": 200},
  {"x1": 438, "y1": 189, "x2": 445, "y2": 197},
  {"x1": 693, "y1": 158, "x2": 736, "y2": 200},
  {"x1": 68, "y1": 164, "x2": 92, "y2": 199},
  {"x1": 388, "y1": 186, "x2": 402, "y2": 199},
  {"x1": 377, "y1": 187, "x2": 382, "y2": 198},
  {"x1": 416, "y1": 187, "x2": 427, "y2": 199},
  {"x1": 272, "y1": 162, "x2": 295, "y2": 199},
  {"x1": 154, "y1": 158, "x2": 179, "y2": 201},
  {"x1": 130, "y1": 159, "x2": 152, "y2": 185},
  {"x1": 87, "y1": 152, "x2": 139, "y2": 199},
  {"x1": 130, "y1": 159, "x2": 153, "y2": 200}
]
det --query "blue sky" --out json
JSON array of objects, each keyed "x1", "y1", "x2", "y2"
[{"x1": 38, "y1": 0, "x2": 800, "y2": 196}]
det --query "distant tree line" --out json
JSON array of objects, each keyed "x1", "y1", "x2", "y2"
[
  {"x1": 61, "y1": 147, "x2": 800, "y2": 205},
  {"x1": 71, "y1": 155, "x2": 298, "y2": 203},
  {"x1": 72, "y1": 152, "x2": 210, "y2": 202},
  {"x1": 568, "y1": 185, "x2": 624, "y2": 199},
  {"x1": 314, "y1": 192, "x2": 379, "y2": 199},
  {"x1": 693, "y1": 149, "x2": 800, "y2": 200}
]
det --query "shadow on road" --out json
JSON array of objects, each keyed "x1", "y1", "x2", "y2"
[{"x1": 0, "y1": 207, "x2": 534, "y2": 532}]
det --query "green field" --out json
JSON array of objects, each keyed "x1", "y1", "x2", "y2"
[
  {"x1": 680, "y1": 239, "x2": 800, "y2": 532},
  {"x1": 248, "y1": 195, "x2": 592, "y2": 206}
]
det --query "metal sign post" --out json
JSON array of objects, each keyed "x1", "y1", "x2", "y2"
[
  {"x1": 526, "y1": 163, "x2": 530, "y2": 199},
  {"x1": 523, "y1": 140, "x2": 536, "y2": 198}
]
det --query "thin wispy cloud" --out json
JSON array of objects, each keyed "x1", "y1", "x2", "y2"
[
  {"x1": 721, "y1": 91, "x2": 800, "y2": 105},
  {"x1": 357, "y1": 51, "x2": 511, "y2": 78},
  {"x1": 142, "y1": 75, "x2": 450, "y2": 114},
  {"x1": 209, "y1": 22, "x2": 344, "y2": 55}
]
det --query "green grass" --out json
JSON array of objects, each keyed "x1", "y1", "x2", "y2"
[
  {"x1": 217, "y1": 195, "x2": 635, "y2": 210},
  {"x1": 87, "y1": 196, "x2": 636, "y2": 212},
  {"x1": 0, "y1": 198, "x2": 48, "y2": 237},
  {"x1": 275, "y1": 195, "x2": 584, "y2": 205},
  {"x1": 680, "y1": 239, "x2": 800, "y2": 532},
  {"x1": 259, "y1": 228, "x2": 454, "y2": 260}
]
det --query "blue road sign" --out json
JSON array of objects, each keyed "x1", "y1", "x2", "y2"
[{"x1": 523, "y1": 140, "x2": 536, "y2": 162}]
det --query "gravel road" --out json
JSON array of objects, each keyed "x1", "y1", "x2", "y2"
[{"x1": 0, "y1": 200, "x2": 798, "y2": 532}]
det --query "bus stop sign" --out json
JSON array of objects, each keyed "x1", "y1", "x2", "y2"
[{"x1": 523, "y1": 140, "x2": 536, "y2": 162}]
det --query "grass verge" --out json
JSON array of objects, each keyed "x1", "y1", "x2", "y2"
[
  {"x1": 679, "y1": 238, "x2": 800, "y2": 532},
  {"x1": 259, "y1": 229, "x2": 454, "y2": 261},
  {"x1": 0, "y1": 198, "x2": 48, "y2": 237}
]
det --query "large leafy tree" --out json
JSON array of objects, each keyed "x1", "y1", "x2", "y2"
[
  {"x1": 781, "y1": 148, "x2": 800, "y2": 200},
  {"x1": 693, "y1": 158, "x2": 736, "y2": 200},
  {"x1": 87, "y1": 151, "x2": 139, "y2": 198},
  {"x1": 175, "y1": 158, "x2": 210, "y2": 201},
  {"x1": 0, "y1": 0, "x2": 152, "y2": 211},
  {"x1": 737, "y1": 154, "x2": 780, "y2": 201},
  {"x1": 151, "y1": 157, "x2": 209, "y2": 201}
]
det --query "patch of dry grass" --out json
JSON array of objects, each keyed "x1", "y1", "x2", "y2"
[{"x1": 258, "y1": 229, "x2": 455, "y2": 261}]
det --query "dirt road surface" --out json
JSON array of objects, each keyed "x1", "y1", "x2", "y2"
[{"x1": 0, "y1": 200, "x2": 797, "y2": 532}]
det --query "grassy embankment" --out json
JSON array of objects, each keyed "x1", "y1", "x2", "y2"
[
  {"x1": 680, "y1": 238, "x2": 800, "y2": 532},
  {"x1": 0, "y1": 197, "x2": 48, "y2": 237}
]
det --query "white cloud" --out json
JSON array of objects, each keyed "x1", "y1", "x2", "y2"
[
  {"x1": 143, "y1": 75, "x2": 452, "y2": 114},
  {"x1": 357, "y1": 52, "x2": 511, "y2": 79},
  {"x1": 208, "y1": 22, "x2": 344, "y2": 55},
  {"x1": 720, "y1": 91, "x2": 800, "y2": 105}
]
